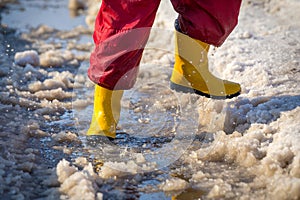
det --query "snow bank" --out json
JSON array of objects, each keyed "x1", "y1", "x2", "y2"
[
  {"x1": 14, "y1": 50, "x2": 40, "y2": 66},
  {"x1": 196, "y1": 131, "x2": 263, "y2": 167},
  {"x1": 194, "y1": 106, "x2": 300, "y2": 198},
  {"x1": 253, "y1": 107, "x2": 300, "y2": 199},
  {"x1": 257, "y1": 107, "x2": 300, "y2": 177}
]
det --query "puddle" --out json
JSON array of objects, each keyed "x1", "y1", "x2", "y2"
[
  {"x1": 1, "y1": 0, "x2": 86, "y2": 31},
  {"x1": 70, "y1": 61, "x2": 202, "y2": 198},
  {"x1": 72, "y1": 62, "x2": 198, "y2": 169}
]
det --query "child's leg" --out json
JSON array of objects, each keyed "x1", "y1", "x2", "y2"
[
  {"x1": 88, "y1": 0, "x2": 161, "y2": 90},
  {"x1": 87, "y1": 0, "x2": 161, "y2": 138},
  {"x1": 169, "y1": 0, "x2": 242, "y2": 99}
]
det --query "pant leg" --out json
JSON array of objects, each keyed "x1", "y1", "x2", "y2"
[
  {"x1": 88, "y1": 0, "x2": 161, "y2": 90},
  {"x1": 171, "y1": 0, "x2": 242, "y2": 46}
]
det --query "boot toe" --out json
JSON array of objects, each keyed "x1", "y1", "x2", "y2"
[{"x1": 223, "y1": 81, "x2": 241, "y2": 98}]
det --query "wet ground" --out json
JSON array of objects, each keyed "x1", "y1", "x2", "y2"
[{"x1": 1, "y1": 0, "x2": 300, "y2": 200}]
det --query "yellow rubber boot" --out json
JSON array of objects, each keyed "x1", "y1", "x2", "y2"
[
  {"x1": 87, "y1": 85, "x2": 123, "y2": 139},
  {"x1": 170, "y1": 31, "x2": 241, "y2": 99}
]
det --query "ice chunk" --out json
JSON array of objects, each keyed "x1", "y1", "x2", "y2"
[
  {"x1": 65, "y1": 164, "x2": 98, "y2": 199},
  {"x1": 100, "y1": 161, "x2": 140, "y2": 178},
  {"x1": 14, "y1": 50, "x2": 40, "y2": 67},
  {"x1": 197, "y1": 131, "x2": 262, "y2": 167},
  {"x1": 207, "y1": 181, "x2": 232, "y2": 199},
  {"x1": 39, "y1": 50, "x2": 77, "y2": 67},
  {"x1": 28, "y1": 71, "x2": 74, "y2": 93},
  {"x1": 52, "y1": 131, "x2": 81, "y2": 144},
  {"x1": 43, "y1": 79, "x2": 67, "y2": 90},
  {"x1": 257, "y1": 107, "x2": 300, "y2": 177},
  {"x1": 159, "y1": 177, "x2": 189, "y2": 192},
  {"x1": 40, "y1": 50, "x2": 65, "y2": 67},
  {"x1": 68, "y1": 0, "x2": 85, "y2": 10},
  {"x1": 61, "y1": 174, "x2": 95, "y2": 200},
  {"x1": 74, "y1": 157, "x2": 89, "y2": 168},
  {"x1": 56, "y1": 160, "x2": 100, "y2": 200},
  {"x1": 34, "y1": 88, "x2": 73, "y2": 101},
  {"x1": 268, "y1": 175, "x2": 300, "y2": 200},
  {"x1": 135, "y1": 153, "x2": 146, "y2": 164},
  {"x1": 190, "y1": 171, "x2": 207, "y2": 182},
  {"x1": 56, "y1": 159, "x2": 77, "y2": 183}
]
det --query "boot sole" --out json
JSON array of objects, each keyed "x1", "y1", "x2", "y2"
[{"x1": 170, "y1": 81, "x2": 240, "y2": 99}]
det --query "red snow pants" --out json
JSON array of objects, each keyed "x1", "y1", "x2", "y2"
[{"x1": 88, "y1": 0, "x2": 242, "y2": 90}]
